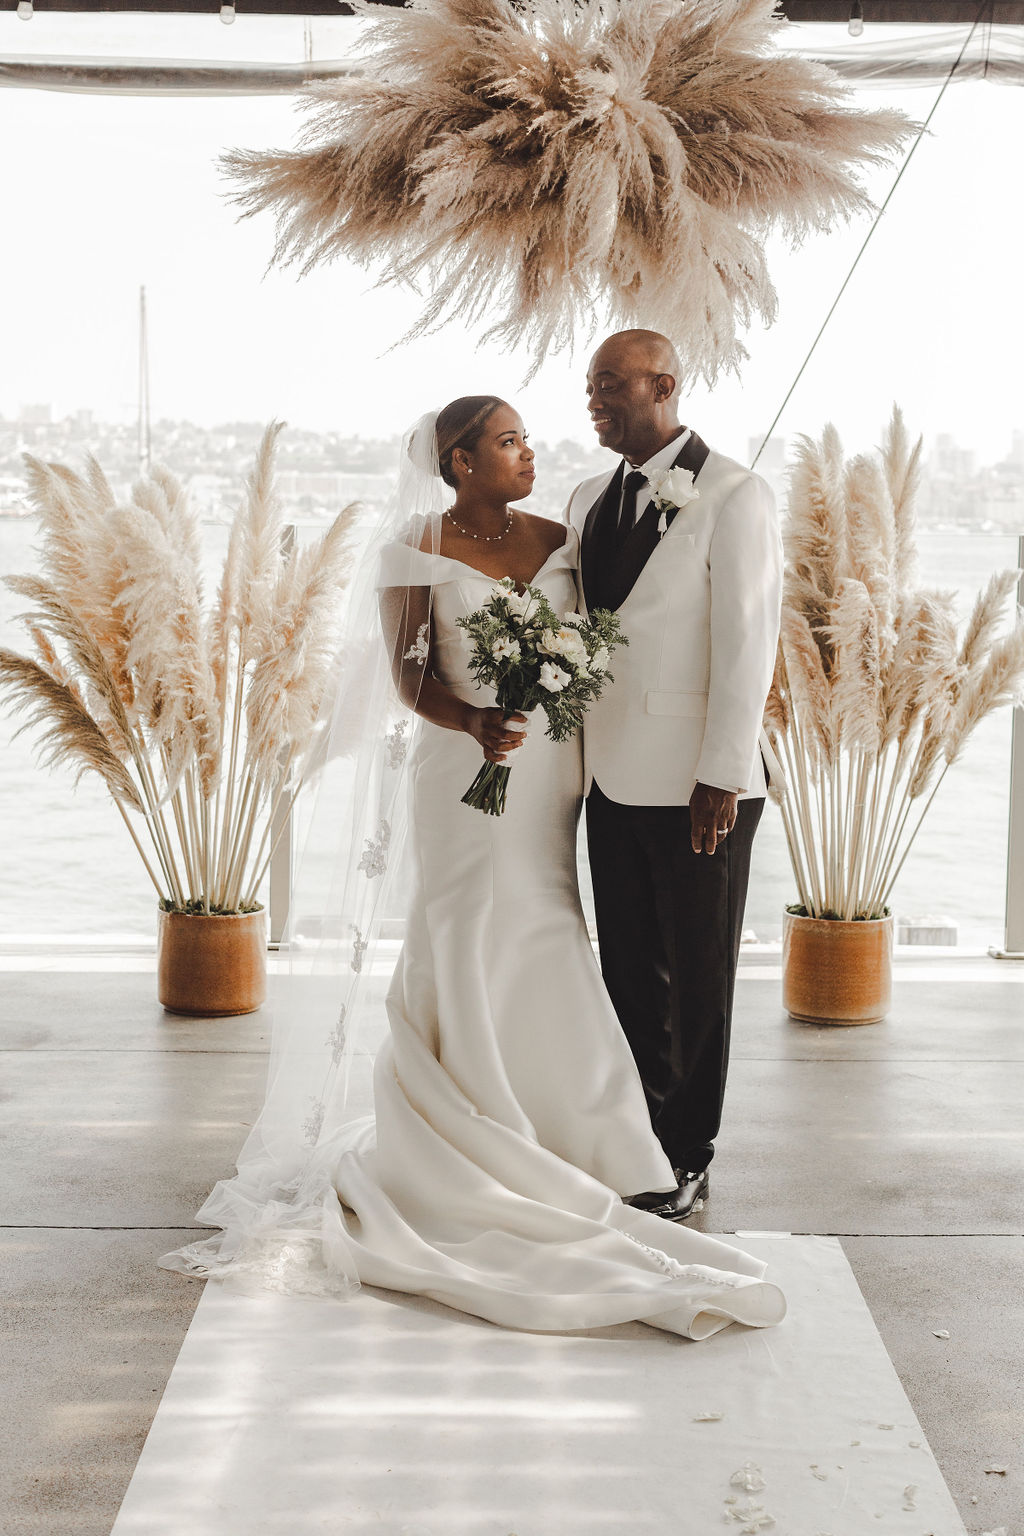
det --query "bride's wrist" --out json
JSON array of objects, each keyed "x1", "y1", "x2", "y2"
[{"x1": 460, "y1": 702, "x2": 481, "y2": 740}]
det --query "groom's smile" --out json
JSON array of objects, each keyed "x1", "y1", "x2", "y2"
[{"x1": 589, "y1": 399, "x2": 628, "y2": 454}]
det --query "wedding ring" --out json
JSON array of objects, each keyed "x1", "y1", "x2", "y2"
[{"x1": 717, "y1": 827, "x2": 729, "y2": 836}]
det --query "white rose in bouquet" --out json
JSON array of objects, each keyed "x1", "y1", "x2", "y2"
[
  {"x1": 539, "y1": 626, "x2": 589, "y2": 670},
  {"x1": 492, "y1": 636, "x2": 521, "y2": 661},
  {"x1": 590, "y1": 645, "x2": 611, "y2": 675}
]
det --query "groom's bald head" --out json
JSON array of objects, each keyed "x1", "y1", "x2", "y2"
[
  {"x1": 593, "y1": 330, "x2": 682, "y2": 393},
  {"x1": 586, "y1": 329, "x2": 685, "y2": 464}
]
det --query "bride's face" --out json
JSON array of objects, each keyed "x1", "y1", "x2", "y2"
[{"x1": 458, "y1": 406, "x2": 536, "y2": 501}]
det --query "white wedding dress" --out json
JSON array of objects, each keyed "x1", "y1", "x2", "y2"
[{"x1": 324, "y1": 531, "x2": 787, "y2": 1338}]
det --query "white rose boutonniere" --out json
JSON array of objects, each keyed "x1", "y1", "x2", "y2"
[{"x1": 649, "y1": 465, "x2": 700, "y2": 537}]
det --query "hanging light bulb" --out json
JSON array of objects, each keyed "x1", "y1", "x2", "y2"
[
  {"x1": 848, "y1": 1, "x2": 864, "y2": 37},
  {"x1": 220, "y1": 3, "x2": 236, "y2": 22},
  {"x1": 17, "y1": 1, "x2": 34, "y2": 19}
]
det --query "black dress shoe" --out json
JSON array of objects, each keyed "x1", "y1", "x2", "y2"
[{"x1": 630, "y1": 1169, "x2": 709, "y2": 1222}]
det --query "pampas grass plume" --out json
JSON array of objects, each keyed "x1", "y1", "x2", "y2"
[
  {"x1": 827, "y1": 578, "x2": 881, "y2": 752},
  {"x1": 5, "y1": 572, "x2": 136, "y2": 751},
  {"x1": 957, "y1": 569, "x2": 1021, "y2": 675},
  {"x1": 781, "y1": 608, "x2": 833, "y2": 768},
  {"x1": 946, "y1": 623, "x2": 1024, "y2": 767},
  {"x1": 238, "y1": 421, "x2": 287, "y2": 660},
  {"x1": 880, "y1": 406, "x2": 921, "y2": 591},
  {"x1": 245, "y1": 501, "x2": 360, "y2": 779},
  {"x1": 0, "y1": 649, "x2": 143, "y2": 811}
]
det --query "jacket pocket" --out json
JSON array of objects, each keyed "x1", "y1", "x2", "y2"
[
  {"x1": 645, "y1": 690, "x2": 707, "y2": 718},
  {"x1": 655, "y1": 531, "x2": 697, "y2": 557}
]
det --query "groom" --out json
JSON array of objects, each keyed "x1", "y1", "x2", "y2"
[{"x1": 566, "y1": 329, "x2": 783, "y2": 1221}]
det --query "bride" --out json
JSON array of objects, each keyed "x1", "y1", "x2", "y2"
[{"x1": 163, "y1": 395, "x2": 786, "y2": 1340}]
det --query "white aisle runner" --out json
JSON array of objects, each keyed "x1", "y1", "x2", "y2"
[{"x1": 112, "y1": 1236, "x2": 966, "y2": 1536}]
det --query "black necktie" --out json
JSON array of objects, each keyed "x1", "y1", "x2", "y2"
[{"x1": 617, "y1": 469, "x2": 647, "y2": 541}]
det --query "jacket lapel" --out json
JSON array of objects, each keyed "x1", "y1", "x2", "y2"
[
  {"x1": 580, "y1": 460, "x2": 625, "y2": 614},
  {"x1": 601, "y1": 431, "x2": 711, "y2": 612}
]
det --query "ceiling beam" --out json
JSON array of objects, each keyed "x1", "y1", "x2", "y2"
[
  {"x1": 783, "y1": 2, "x2": 1024, "y2": 19},
  {"x1": 7, "y1": 0, "x2": 1024, "y2": 19}
]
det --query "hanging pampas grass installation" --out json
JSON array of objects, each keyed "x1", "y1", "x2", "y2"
[
  {"x1": 223, "y1": 0, "x2": 912, "y2": 380},
  {"x1": 0, "y1": 426, "x2": 358, "y2": 916},
  {"x1": 764, "y1": 409, "x2": 1024, "y2": 922}
]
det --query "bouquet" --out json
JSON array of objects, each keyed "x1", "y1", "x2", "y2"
[{"x1": 455, "y1": 578, "x2": 626, "y2": 815}]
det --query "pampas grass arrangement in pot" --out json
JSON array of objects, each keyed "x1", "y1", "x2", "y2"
[
  {"x1": 0, "y1": 424, "x2": 357, "y2": 1015},
  {"x1": 764, "y1": 409, "x2": 1024, "y2": 1024}
]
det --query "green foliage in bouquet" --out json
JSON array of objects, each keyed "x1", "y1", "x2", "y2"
[{"x1": 456, "y1": 578, "x2": 625, "y2": 815}]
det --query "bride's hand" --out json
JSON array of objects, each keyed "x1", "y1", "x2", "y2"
[{"x1": 465, "y1": 707, "x2": 529, "y2": 764}]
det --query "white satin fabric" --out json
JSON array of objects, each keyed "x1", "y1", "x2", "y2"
[{"x1": 326, "y1": 532, "x2": 786, "y2": 1338}]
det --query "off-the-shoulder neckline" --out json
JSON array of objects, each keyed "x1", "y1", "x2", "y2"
[{"x1": 406, "y1": 523, "x2": 577, "y2": 588}]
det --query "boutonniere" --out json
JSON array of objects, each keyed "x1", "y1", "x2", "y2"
[{"x1": 649, "y1": 465, "x2": 700, "y2": 537}]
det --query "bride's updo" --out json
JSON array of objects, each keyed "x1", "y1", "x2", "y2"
[{"x1": 435, "y1": 396, "x2": 507, "y2": 489}]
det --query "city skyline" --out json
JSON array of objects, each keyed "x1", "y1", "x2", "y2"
[
  {"x1": 7, "y1": 399, "x2": 1024, "y2": 465},
  {"x1": 2, "y1": 406, "x2": 1021, "y2": 535}
]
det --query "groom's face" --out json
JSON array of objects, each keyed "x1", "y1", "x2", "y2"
[{"x1": 585, "y1": 343, "x2": 665, "y2": 458}]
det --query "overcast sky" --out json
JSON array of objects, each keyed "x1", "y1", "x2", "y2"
[{"x1": 0, "y1": 13, "x2": 1020, "y2": 463}]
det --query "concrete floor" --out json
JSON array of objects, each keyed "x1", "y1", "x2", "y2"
[{"x1": 2, "y1": 959, "x2": 1022, "y2": 1536}]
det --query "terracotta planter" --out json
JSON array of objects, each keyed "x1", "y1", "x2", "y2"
[
  {"x1": 782, "y1": 911, "x2": 893, "y2": 1026},
  {"x1": 157, "y1": 907, "x2": 267, "y2": 1017}
]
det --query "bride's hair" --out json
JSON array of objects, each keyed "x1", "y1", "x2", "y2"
[{"x1": 435, "y1": 395, "x2": 507, "y2": 488}]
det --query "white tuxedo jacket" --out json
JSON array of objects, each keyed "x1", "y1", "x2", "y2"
[{"x1": 567, "y1": 444, "x2": 784, "y2": 806}]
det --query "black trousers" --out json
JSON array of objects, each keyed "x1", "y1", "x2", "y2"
[{"x1": 586, "y1": 782, "x2": 763, "y2": 1175}]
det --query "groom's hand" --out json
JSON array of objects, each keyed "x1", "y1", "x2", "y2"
[
  {"x1": 467, "y1": 706, "x2": 529, "y2": 763},
  {"x1": 690, "y1": 783, "x2": 738, "y2": 855}
]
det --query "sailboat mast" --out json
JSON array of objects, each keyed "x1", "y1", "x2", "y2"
[{"x1": 138, "y1": 284, "x2": 151, "y2": 474}]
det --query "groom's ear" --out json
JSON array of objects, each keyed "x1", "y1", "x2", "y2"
[{"x1": 652, "y1": 372, "x2": 676, "y2": 403}]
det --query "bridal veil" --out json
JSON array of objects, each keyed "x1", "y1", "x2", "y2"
[{"x1": 160, "y1": 413, "x2": 447, "y2": 1297}]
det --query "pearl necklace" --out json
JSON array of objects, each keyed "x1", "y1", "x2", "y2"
[{"x1": 445, "y1": 506, "x2": 513, "y2": 543}]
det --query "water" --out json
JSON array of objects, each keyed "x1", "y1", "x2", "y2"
[{"x1": 0, "y1": 517, "x2": 1018, "y2": 948}]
